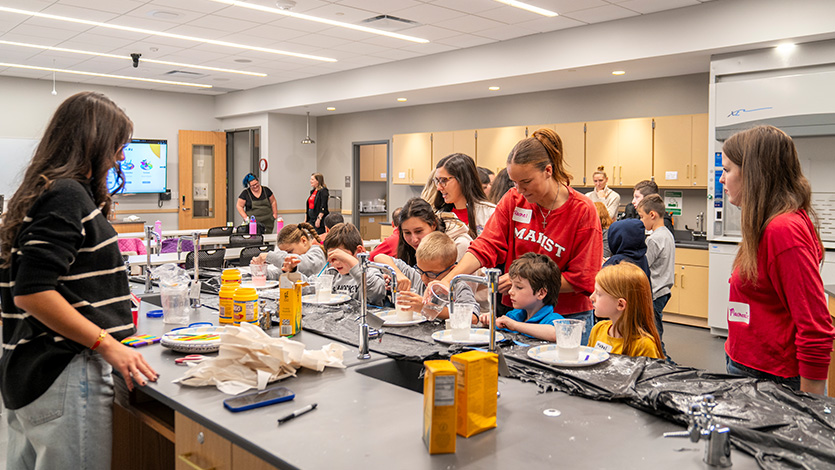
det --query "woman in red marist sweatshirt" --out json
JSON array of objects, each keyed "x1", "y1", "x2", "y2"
[
  {"x1": 437, "y1": 128, "x2": 602, "y2": 343},
  {"x1": 721, "y1": 125, "x2": 834, "y2": 395}
]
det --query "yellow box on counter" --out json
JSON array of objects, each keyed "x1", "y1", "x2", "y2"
[
  {"x1": 423, "y1": 360, "x2": 457, "y2": 455},
  {"x1": 278, "y1": 272, "x2": 306, "y2": 337},
  {"x1": 451, "y1": 350, "x2": 498, "y2": 437}
]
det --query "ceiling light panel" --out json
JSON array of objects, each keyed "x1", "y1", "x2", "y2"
[
  {"x1": 493, "y1": 1, "x2": 558, "y2": 17},
  {"x1": 389, "y1": 3, "x2": 467, "y2": 24},
  {"x1": 0, "y1": 61, "x2": 212, "y2": 88},
  {"x1": 304, "y1": 4, "x2": 378, "y2": 24},
  {"x1": 565, "y1": 4, "x2": 637, "y2": 23}
]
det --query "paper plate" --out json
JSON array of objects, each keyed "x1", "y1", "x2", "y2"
[
  {"x1": 378, "y1": 309, "x2": 426, "y2": 327},
  {"x1": 240, "y1": 280, "x2": 279, "y2": 290},
  {"x1": 160, "y1": 325, "x2": 228, "y2": 353},
  {"x1": 301, "y1": 293, "x2": 352, "y2": 305},
  {"x1": 527, "y1": 345, "x2": 609, "y2": 367},
  {"x1": 431, "y1": 328, "x2": 505, "y2": 346}
]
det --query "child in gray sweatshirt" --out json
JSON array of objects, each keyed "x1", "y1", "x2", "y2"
[{"x1": 317, "y1": 222, "x2": 387, "y2": 306}]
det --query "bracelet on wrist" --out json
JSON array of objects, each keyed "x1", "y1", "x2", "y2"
[{"x1": 90, "y1": 329, "x2": 107, "y2": 350}]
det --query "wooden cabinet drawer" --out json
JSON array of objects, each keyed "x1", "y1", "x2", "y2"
[
  {"x1": 675, "y1": 247, "x2": 708, "y2": 266},
  {"x1": 175, "y1": 412, "x2": 232, "y2": 470}
]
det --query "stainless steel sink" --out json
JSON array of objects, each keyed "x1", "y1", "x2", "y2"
[{"x1": 354, "y1": 359, "x2": 425, "y2": 394}]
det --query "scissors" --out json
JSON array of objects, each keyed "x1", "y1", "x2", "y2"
[{"x1": 175, "y1": 354, "x2": 207, "y2": 365}]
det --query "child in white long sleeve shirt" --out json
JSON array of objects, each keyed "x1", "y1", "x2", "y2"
[{"x1": 256, "y1": 222, "x2": 326, "y2": 279}]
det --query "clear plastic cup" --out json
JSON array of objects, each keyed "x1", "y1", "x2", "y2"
[
  {"x1": 395, "y1": 302, "x2": 413, "y2": 321},
  {"x1": 161, "y1": 284, "x2": 189, "y2": 324},
  {"x1": 450, "y1": 303, "x2": 476, "y2": 340},
  {"x1": 420, "y1": 283, "x2": 449, "y2": 321},
  {"x1": 249, "y1": 261, "x2": 268, "y2": 287},
  {"x1": 553, "y1": 319, "x2": 586, "y2": 360},
  {"x1": 315, "y1": 274, "x2": 334, "y2": 302}
]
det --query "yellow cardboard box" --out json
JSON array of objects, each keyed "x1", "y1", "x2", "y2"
[
  {"x1": 451, "y1": 350, "x2": 498, "y2": 437},
  {"x1": 278, "y1": 272, "x2": 306, "y2": 337},
  {"x1": 423, "y1": 360, "x2": 457, "y2": 454}
]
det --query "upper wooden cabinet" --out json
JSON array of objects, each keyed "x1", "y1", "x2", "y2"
[
  {"x1": 433, "y1": 130, "x2": 477, "y2": 168},
  {"x1": 654, "y1": 114, "x2": 708, "y2": 188},
  {"x1": 392, "y1": 133, "x2": 432, "y2": 185},
  {"x1": 359, "y1": 144, "x2": 387, "y2": 182},
  {"x1": 475, "y1": 126, "x2": 526, "y2": 175},
  {"x1": 552, "y1": 122, "x2": 586, "y2": 186},
  {"x1": 586, "y1": 118, "x2": 652, "y2": 187}
]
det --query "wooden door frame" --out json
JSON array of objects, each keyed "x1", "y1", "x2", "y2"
[
  {"x1": 179, "y1": 130, "x2": 227, "y2": 230},
  {"x1": 352, "y1": 140, "x2": 389, "y2": 227}
]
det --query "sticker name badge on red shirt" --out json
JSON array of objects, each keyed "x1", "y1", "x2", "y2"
[
  {"x1": 727, "y1": 301, "x2": 750, "y2": 324},
  {"x1": 512, "y1": 207, "x2": 532, "y2": 224},
  {"x1": 594, "y1": 341, "x2": 613, "y2": 352}
]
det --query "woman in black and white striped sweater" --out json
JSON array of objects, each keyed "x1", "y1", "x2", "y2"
[{"x1": 0, "y1": 91, "x2": 158, "y2": 469}]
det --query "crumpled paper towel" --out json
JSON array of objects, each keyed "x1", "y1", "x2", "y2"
[{"x1": 174, "y1": 322, "x2": 348, "y2": 395}]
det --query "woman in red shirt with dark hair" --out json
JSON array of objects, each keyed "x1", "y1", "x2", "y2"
[
  {"x1": 721, "y1": 125, "x2": 834, "y2": 394},
  {"x1": 306, "y1": 172, "x2": 329, "y2": 235},
  {"x1": 436, "y1": 128, "x2": 602, "y2": 344}
]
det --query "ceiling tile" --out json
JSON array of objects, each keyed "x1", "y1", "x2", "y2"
[
  {"x1": 241, "y1": 0, "x2": 332, "y2": 14},
  {"x1": 474, "y1": 5, "x2": 549, "y2": 24},
  {"x1": 185, "y1": 14, "x2": 261, "y2": 34},
  {"x1": 317, "y1": 26, "x2": 375, "y2": 42},
  {"x1": 1, "y1": 0, "x2": 53, "y2": 11},
  {"x1": 331, "y1": 40, "x2": 389, "y2": 55},
  {"x1": 148, "y1": 0, "x2": 227, "y2": 15},
  {"x1": 617, "y1": 0, "x2": 700, "y2": 14},
  {"x1": 389, "y1": 4, "x2": 469, "y2": 24},
  {"x1": 284, "y1": 33, "x2": 347, "y2": 49},
  {"x1": 6, "y1": 24, "x2": 82, "y2": 41},
  {"x1": 517, "y1": 15, "x2": 587, "y2": 32},
  {"x1": 243, "y1": 24, "x2": 308, "y2": 42},
  {"x1": 55, "y1": 34, "x2": 138, "y2": 52},
  {"x1": 122, "y1": 5, "x2": 208, "y2": 26},
  {"x1": 370, "y1": 48, "x2": 424, "y2": 61},
  {"x1": 527, "y1": 0, "x2": 608, "y2": 14},
  {"x1": 563, "y1": 4, "x2": 639, "y2": 23},
  {"x1": 399, "y1": 42, "x2": 457, "y2": 55},
  {"x1": 302, "y1": 4, "x2": 378, "y2": 23},
  {"x1": 40, "y1": 4, "x2": 120, "y2": 23},
  {"x1": 474, "y1": 23, "x2": 537, "y2": 41},
  {"x1": 268, "y1": 17, "x2": 332, "y2": 34},
  {"x1": 432, "y1": 14, "x2": 505, "y2": 34},
  {"x1": 428, "y1": 0, "x2": 504, "y2": 15},
  {"x1": 435, "y1": 34, "x2": 495, "y2": 49},
  {"x1": 336, "y1": 0, "x2": 424, "y2": 14},
  {"x1": 396, "y1": 24, "x2": 459, "y2": 41},
  {"x1": 56, "y1": 0, "x2": 146, "y2": 15},
  {"x1": 359, "y1": 34, "x2": 420, "y2": 48},
  {"x1": 216, "y1": 32, "x2": 286, "y2": 48}
]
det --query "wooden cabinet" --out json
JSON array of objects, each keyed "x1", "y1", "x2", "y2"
[
  {"x1": 553, "y1": 122, "x2": 586, "y2": 186},
  {"x1": 175, "y1": 412, "x2": 278, "y2": 470},
  {"x1": 475, "y1": 126, "x2": 526, "y2": 175},
  {"x1": 665, "y1": 248, "x2": 709, "y2": 323},
  {"x1": 586, "y1": 118, "x2": 652, "y2": 187},
  {"x1": 433, "y1": 129, "x2": 477, "y2": 165},
  {"x1": 359, "y1": 144, "x2": 387, "y2": 182},
  {"x1": 359, "y1": 215, "x2": 385, "y2": 239},
  {"x1": 392, "y1": 133, "x2": 432, "y2": 185},
  {"x1": 654, "y1": 114, "x2": 708, "y2": 188}
]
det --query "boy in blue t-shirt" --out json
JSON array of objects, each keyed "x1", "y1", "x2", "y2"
[{"x1": 478, "y1": 253, "x2": 563, "y2": 341}]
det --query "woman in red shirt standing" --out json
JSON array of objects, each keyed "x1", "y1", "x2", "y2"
[
  {"x1": 306, "y1": 173, "x2": 329, "y2": 235},
  {"x1": 721, "y1": 125, "x2": 834, "y2": 394},
  {"x1": 437, "y1": 128, "x2": 602, "y2": 343}
]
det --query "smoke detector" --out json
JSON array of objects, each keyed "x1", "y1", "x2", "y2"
[{"x1": 275, "y1": 0, "x2": 296, "y2": 10}]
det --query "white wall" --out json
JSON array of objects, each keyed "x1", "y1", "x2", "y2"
[
  {"x1": 316, "y1": 73, "x2": 709, "y2": 229},
  {"x1": 0, "y1": 76, "x2": 221, "y2": 229}
]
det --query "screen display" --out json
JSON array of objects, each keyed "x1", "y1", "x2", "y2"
[{"x1": 107, "y1": 139, "x2": 167, "y2": 194}]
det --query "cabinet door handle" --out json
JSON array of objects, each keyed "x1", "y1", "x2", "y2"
[
  {"x1": 673, "y1": 273, "x2": 677, "y2": 287},
  {"x1": 693, "y1": 164, "x2": 697, "y2": 185},
  {"x1": 680, "y1": 273, "x2": 685, "y2": 289},
  {"x1": 686, "y1": 164, "x2": 690, "y2": 179},
  {"x1": 178, "y1": 452, "x2": 215, "y2": 470},
  {"x1": 619, "y1": 166, "x2": 623, "y2": 185}
]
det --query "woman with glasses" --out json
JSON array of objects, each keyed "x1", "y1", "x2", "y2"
[
  {"x1": 236, "y1": 173, "x2": 278, "y2": 233},
  {"x1": 434, "y1": 128, "x2": 602, "y2": 345},
  {"x1": 0, "y1": 92, "x2": 158, "y2": 469},
  {"x1": 432, "y1": 153, "x2": 496, "y2": 238}
]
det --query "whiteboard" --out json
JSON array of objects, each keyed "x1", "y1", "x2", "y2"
[{"x1": 0, "y1": 138, "x2": 38, "y2": 199}]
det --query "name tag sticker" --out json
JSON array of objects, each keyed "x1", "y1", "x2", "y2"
[
  {"x1": 512, "y1": 207, "x2": 532, "y2": 224},
  {"x1": 594, "y1": 341, "x2": 613, "y2": 352},
  {"x1": 727, "y1": 301, "x2": 750, "y2": 325}
]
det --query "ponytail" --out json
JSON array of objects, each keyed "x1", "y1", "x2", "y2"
[{"x1": 507, "y1": 128, "x2": 571, "y2": 184}]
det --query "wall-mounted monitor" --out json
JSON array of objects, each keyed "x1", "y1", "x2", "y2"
[{"x1": 108, "y1": 138, "x2": 168, "y2": 194}]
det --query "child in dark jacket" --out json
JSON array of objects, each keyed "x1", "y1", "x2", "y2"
[{"x1": 602, "y1": 219, "x2": 651, "y2": 285}]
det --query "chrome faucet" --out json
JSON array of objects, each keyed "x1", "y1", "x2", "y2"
[
  {"x1": 178, "y1": 232, "x2": 202, "y2": 309},
  {"x1": 664, "y1": 395, "x2": 732, "y2": 467},
  {"x1": 449, "y1": 269, "x2": 501, "y2": 352},
  {"x1": 356, "y1": 253, "x2": 394, "y2": 360},
  {"x1": 143, "y1": 225, "x2": 161, "y2": 293}
]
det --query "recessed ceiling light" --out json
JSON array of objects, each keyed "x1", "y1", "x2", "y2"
[
  {"x1": 0, "y1": 6, "x2": 336, "y2": 62},
  {"x1": 0, "y1": 40, "x2": 267, "y2": 77},
  {"x1": 776, "y1": 43, "x2": 796, "y2": 53},
  {"x1": 148, "y1": 10, "x2": 181, "y2": 20},
  {"x1": 326, "y1": 107, "x2": 336, "y2": 111},
  {"x1": 0, "y1": 62, "x2": 211, "y2": 88},
  {"x1": 488, "y1": 86, "x2": 500, "y2": 91},
  {"x1": 397, "y1": 98, "x2": 407, "y2": 102},
  {"x1": 612, "y1": 70, "x2": 626, "y2": 75},
  {"x1": 493, "y1": 0, "x2": 558, "y2": 17},
  {"x1": 207, "y1": 0, "x2": 429, "y2": 43},
  {"x1": 234, "y1": 59, "x2": 252, "y2": 63}
]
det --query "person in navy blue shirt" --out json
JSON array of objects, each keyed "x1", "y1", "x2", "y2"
[{"x1": 478, "y1": 252, "x2": 563, "y2": 341}]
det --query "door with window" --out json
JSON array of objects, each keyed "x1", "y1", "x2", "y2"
[{"x1": 179, "y1": 130, "x2": 227, "y2": 230}]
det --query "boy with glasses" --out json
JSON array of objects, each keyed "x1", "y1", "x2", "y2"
[{"x1": 374, "y1": 231, "x2": 476, "y2": 321}]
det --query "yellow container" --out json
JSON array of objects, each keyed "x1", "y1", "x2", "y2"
[
  {"x1": 450, "y1": 350, "x2": 498, "y2": 437},
  {"x1": 278, "y1": 272, "x2": 306, "y2": 336},
  {"x1": 232, "y1": 287, "x2": 258, "y2": 325},
  {"x1": 423, "y1": 360, "x2": 457, "y2": 455},
  {"x1": 221, "y1": 268, "x2": 241, "y2": 286},
  {"x1": 218, "y1": 285, "x2": 237, "y2": 325}
]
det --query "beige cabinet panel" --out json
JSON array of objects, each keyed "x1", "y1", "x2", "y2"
[
  {"x1": 690, "y1": 113, "x2": 708, "y2": 187},
  {"x1": 677, "y1": 265, "x2": 709, "y2": 318},
  {"x1": 359, "y1": 145, "x2": 375, "y2": 182},
  {"x1": 654, "y1": 115, "x2": 692, "y2": 187},
  {"x1": 453, "y1": 129, "x2": 477, "y2": 162},
  {"x1": 432, "y1": 131, "x2": 454, "y2": 167},
  {"x1": 553, "y1": 122, "x2": 586, "y2": 186},
  {"x1": 175, "y1": 412, "x2": 232, "y2": 470},
  {"x1": 618, "y1": 117, "x2": 653, "y2": 187},
  {"x1": 585, "y1": 120, "x2": 620, "y2": 186},
  {"x1": 666, "y1": 270, "x2": 680, "y2": 315},
  {"x1": 372, "y1": 144, "x2": 387, "y2": 182},
  {"x1": 359, "y1": 215, "x2": 385, "y2": 239},
  {"x1": 476, "y1": 126, "x2": 526, "y2": 175},
  {"x1": 232, "y1": 444, "x2": 278, "y2": 470},
  {"x1": 392, "y1": 133, "x2": 432, "y2": 185}
]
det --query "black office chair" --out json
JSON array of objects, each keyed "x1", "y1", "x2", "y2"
[
  {"x1": 235, "y1": 223, "x2": 265, "y2": 235},
  {"x1": 207, "y1": 226, "x2": 234, "y2": 237},
  {"x1": 184, "y1": 248, "x2": 226, "y2": 270},
  {"x1": 229, "y1": 234, "x2": 263, "y2": 247},
  {"x1": 238, "y1": 245, "x2": 274, "y2": 267}
]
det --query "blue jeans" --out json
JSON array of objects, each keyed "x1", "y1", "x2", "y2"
[
  {"x1": 725, "y1": 355, "x2": 800, "y2": 391},
  {"x1": 652, "y1": 293, "x2": 671, "y2": 359},
  {"x1": 563, "y1": 310, "x2": 594, "y2": 346},
  {"x1": 6, "y1": 351, "x2": 115, "y2": 470}
]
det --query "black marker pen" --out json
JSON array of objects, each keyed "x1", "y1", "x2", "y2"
[{"x1": 277, "y1": 403, "x2": 318, "y2": 425}]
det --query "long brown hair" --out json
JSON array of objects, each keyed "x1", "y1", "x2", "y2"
[
  {"x1": 432, "y1": 153, "x2": 488, "y2": 238},
  {"x1": 506, "y1": 128, "x2": 572, "y2": 184},
  {"x1": 596, "y1": 263, "x2": 664, "y2": 359},
  {"x1": 311, "y1": 172, "x2": 326, "y2": 190},
  {"x1": 594, "y1": 202, "x2": 612, "y2": 229},
  {"x1": 723, "y1": 125, "x2": 821, "y2": 281},
  {"x1": 1, "y1": 91, "x2": 132, "y2": 267},
  {"x1": 397, "y1": 198, "x2": 441, "y2": 266}
]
